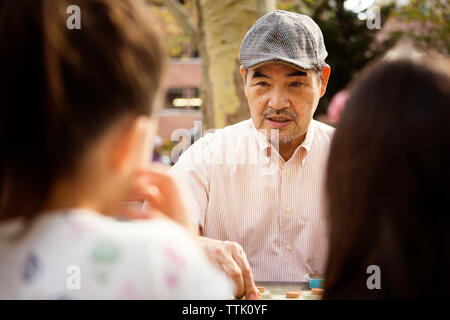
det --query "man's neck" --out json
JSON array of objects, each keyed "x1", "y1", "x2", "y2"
[{"x1": 278, "y1": 133, "x2": 306, "y2": 162}]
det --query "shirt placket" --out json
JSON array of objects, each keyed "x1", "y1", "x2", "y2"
[{"x1": 279, "y1": 160, "x2": 294, "y2": 281}]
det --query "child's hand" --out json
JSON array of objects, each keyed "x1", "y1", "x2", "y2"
[{"x1": 124, "y1": 164, "x2": 197, "y2": 236}]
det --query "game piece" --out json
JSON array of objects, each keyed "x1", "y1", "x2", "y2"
[
  {"x1": 311, "y1": 288, "x2": 324, "y2": 295},
  {"x1": 301, "y1": 291, "x2": 322, "y2": 300},
  {"x1": 305, "y1": 273, "x2": 325, "y2": 289},
  {"x1": 286, "y1": 291, "x2": 300, "y2": 298},
  {"x1": 256, "y1": 286, "x2": 265, "y2": 293},
  {"x1": 261, "y1": 290, "x2": 272, "y2": 299}
]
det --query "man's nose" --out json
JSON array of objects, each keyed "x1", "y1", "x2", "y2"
[{"x1": 267, "y1": 87, "x2": 289, "y2": 110}]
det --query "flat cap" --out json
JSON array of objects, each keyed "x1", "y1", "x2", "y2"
[{"x1": 239, "y1": 10, "x2": 327, "y2": 70}]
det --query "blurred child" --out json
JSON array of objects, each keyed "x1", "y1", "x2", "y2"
[
  {"x1": 324, "y1": 52, "x2": 450, "y2": 299},
  {"x1": 0, "y1": 0, "x2": 233, "y2": 299},
  {"x1": 326, "y1": 90, "x2": 349, "y2": 124}
]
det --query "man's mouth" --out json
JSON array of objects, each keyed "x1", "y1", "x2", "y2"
[{"x1": 265, "y1": 116, "x2": 293, "y2": 128}]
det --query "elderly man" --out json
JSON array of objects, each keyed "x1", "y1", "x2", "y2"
[{"x1": 172, "y1": 10, "x2": 333, "y2": 299}]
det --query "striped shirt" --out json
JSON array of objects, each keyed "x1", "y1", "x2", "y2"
[{"x1": 171, "y1": 118, "x2": 334, "y2": 281}]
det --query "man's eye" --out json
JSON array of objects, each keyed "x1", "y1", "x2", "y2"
[
  {"x1": 290, "y1": 81, "x2": 303, "y2": 87},
  {"x1": 256, "y1": 81, "x2": 269, "y2": 87}
]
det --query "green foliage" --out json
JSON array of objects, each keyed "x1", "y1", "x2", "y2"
[{"x1": 390, "y1": 0, "x2": 449, "y2": 54}]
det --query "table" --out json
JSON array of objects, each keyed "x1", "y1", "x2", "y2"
[{"x1": 253, "y1": 281, "x2": 320, "y2": 300}]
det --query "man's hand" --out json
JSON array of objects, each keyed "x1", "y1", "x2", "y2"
[{"x1": 197, "y1": 236, "x2": 261, "y2": 300}]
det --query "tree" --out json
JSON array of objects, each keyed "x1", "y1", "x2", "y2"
[
  {"x1": 149, "y1": 0, "x2": 276, "y2": 129},
  {"x1": 194, "y1": 0, "x2": 276, "y2": 129},
  {"x1": 386, "y1": 0, "x2": 449, "y2": 55},
  {"x1": 147, "y1": 0, "x2": 197, "y2": 58}
]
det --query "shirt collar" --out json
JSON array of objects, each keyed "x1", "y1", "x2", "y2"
[
  {"x1": 300, "y1": 120, "x2": 316, "y2": 156},
  {"x1": 250, "y1": 119, "x2": 271, "y2": 154}
]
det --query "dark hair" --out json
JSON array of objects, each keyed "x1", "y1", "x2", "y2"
[
  {"x1": 0, "y1": 0, "x2": 166, "y2": 223},
  {"x1": 324, "y1": 57, "x2": 450, "y2": 299}
]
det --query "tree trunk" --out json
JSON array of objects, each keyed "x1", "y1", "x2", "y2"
[{"x1": 195, "y1": 0, "x2": 276, "y2": 129}]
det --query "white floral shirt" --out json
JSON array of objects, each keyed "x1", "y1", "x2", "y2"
[{"x1": 0, "y1": 209, "x2": 233, "y2": 299}]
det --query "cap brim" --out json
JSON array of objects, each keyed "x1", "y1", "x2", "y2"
[{"x1": 245, "y1": 58, "x2": 316, "y2": 71}]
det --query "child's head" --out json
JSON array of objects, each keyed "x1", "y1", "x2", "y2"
[
  {"x1": 0, "y1": 0, "x2": 166, "y2": 221},
  {"x1": 325, "y1": 54, "x2": 450, "y2": 298}
]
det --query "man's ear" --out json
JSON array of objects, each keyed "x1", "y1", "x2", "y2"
[
  {"x1": 320, "y1": 64, "x2": 331, "y2": 97},
  {"x1": 239, "y1": 65, "x2": 248, "y2": 96}
]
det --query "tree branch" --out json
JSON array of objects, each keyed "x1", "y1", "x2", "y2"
[
  {"x1": 312, "y1": 0, "x2": 330, "y2": 20},
  {"x1": 147, "y1": 0, "x2": 198, "y2": 47}
]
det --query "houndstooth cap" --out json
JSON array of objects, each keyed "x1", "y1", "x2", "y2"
[{"x1": 239, "y1": 10, "x2": 327, "y2": 70}]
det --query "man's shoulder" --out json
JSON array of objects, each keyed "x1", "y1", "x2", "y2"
[
  {"x1": 312, "y1": 119, "x2": 335, "y2": 137},
  {"x1": 308, "y1": 119, "x2": 335, "y2": 154},
  {"x1": 311, "y1": 119, "x2": 335, "y2": 142}
]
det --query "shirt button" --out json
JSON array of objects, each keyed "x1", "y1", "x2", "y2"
[
  {"x1": 286, "y1": 207, "x2": 292, "y2": 213},
  {"x1": 285, "y1": 169, "x2": 290, "y2": 174},
  {"x1": 286, "y1": 245, "x2": 292, "y2": 251}
]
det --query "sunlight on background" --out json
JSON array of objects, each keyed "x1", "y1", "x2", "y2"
[{"x1": 344, "y1": 0, "x2": 375, "y2": 13}]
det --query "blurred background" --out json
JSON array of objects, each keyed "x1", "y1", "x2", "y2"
[{"x1": 146, "y1": 0, "x2": 449, "y2": 164}]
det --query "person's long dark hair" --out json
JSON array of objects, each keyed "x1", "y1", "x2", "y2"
[
  {"x1": 0, "y1": 0, "x2": 165, "y2": 225},
  {"x1": 324, "y1": 56, "x2": 450, "y2": 299}
]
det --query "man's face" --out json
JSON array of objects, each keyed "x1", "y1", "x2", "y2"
[{"x1": 240, "y1": 62, "x2": 330, "y2": 145}]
